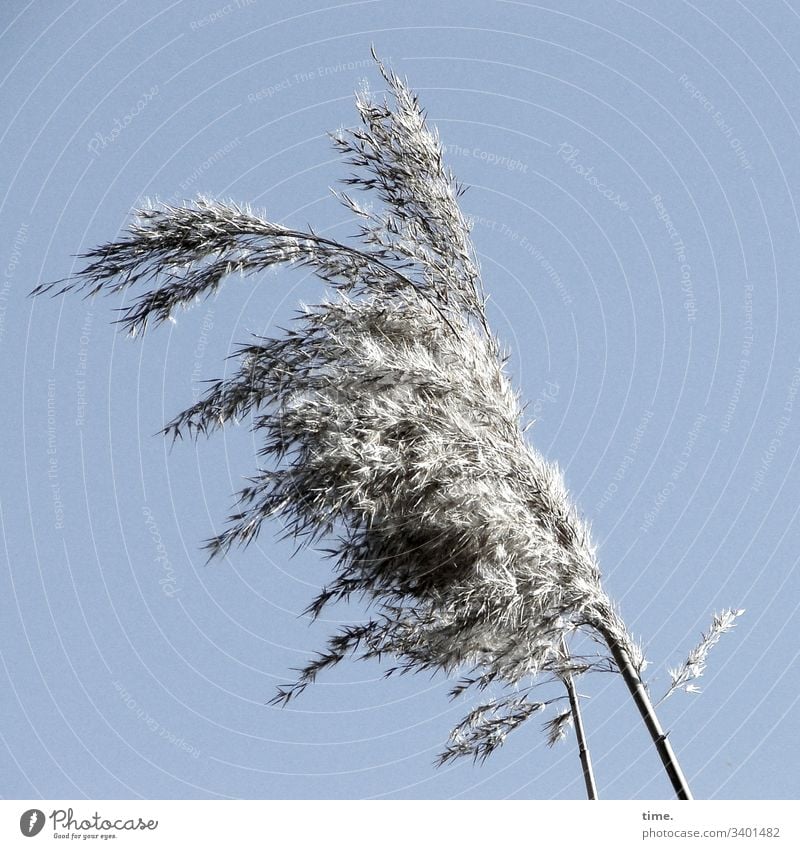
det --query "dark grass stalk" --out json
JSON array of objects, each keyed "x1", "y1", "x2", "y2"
[
  {"x1": 600, "y1": 627, "x2": 692, "y2": 800},
  {"x1": 563, "y1": 674, "x2": 597, "y2": 799},
  {"x1": 559, "y1": 637, "x2": 597, "y2": 800}
]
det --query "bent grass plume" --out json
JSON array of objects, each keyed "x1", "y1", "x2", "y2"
[{"x1": 34, "y1": 51, "x2": 740, "y2": 799}]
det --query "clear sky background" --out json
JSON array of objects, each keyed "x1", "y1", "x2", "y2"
[{"x1": 1, "y1": 0, "x2": 799, "y2": 800}]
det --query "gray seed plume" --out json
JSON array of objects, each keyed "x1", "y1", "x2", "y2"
[
  {"x1": 661, "y1": 609, "x2": 745, "y2": 702},
  {"x1": 33, "y1": 51, "x2": 653, "y2": 772}
]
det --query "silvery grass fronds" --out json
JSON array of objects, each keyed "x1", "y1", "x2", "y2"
[
  {"x1": 660, "y1": 609, "x2": 745, "y2": 703},
  {"x1": 35, "y1": 52, "x2": 699, "y2": 799}
]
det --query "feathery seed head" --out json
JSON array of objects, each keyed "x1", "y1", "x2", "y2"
[{"x1": 33, "y1": 51, "x2": 637, "y2": 765}]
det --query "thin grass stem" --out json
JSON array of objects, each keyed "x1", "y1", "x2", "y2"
[
  {"x1": 600, "y1": 627, "x2": 692, "y2": 800},
  {"x1": 559, "y1": 636, "x2": 598, "y2": 800}
]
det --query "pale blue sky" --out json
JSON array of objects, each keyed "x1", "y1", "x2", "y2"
[{"x1": 2, "y1": 0, "x2": 799, "y2": 799}]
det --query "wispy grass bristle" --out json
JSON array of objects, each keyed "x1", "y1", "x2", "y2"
[{"x1": 661, "y1": 609, "x2": 745, "y2": 702}]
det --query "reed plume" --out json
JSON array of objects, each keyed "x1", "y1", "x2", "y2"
[{"x1": 35, "y1": 51, "x2": 741, "y2": 798}]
